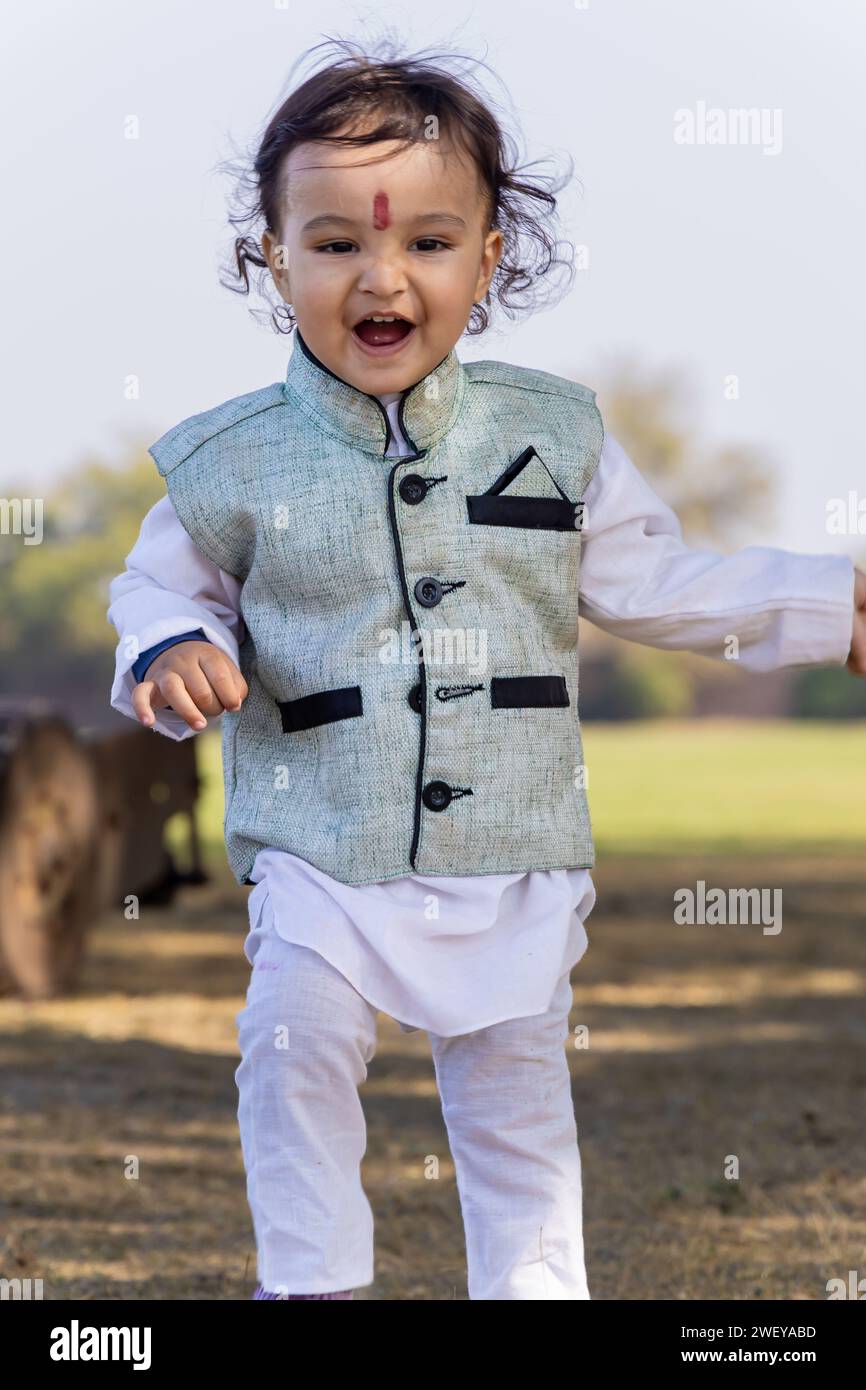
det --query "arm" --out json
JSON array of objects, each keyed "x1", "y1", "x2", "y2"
[
  {"x1": 107, "y1": 495, "x2": 246, "y2": 740},
  {"x1": 578, "y1": 433, "x2": 856, "y2": 672}
]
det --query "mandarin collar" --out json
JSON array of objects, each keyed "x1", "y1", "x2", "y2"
[{"x1": 282, "y1": 328, "x2": 467, "y2": 458}]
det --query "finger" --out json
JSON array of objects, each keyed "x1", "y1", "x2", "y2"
[
  {"x1": 132, "y1": 680, "x2": 162, "y2": 727},
  {"x1": 199, "y1": 651, "x2": 246, "y2": 711},
  {"x1": 157, "y1": 671, "x2": 210, "y2": 729},
  {"x1": 180, "y1": 667, "x2": 230, "y2": 718}
]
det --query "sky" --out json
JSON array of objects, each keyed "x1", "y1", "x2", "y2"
[{"x1": 3, "y1": 0, "x2": 865, "y2": 555}]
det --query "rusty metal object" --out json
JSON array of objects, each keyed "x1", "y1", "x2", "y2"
[{"x1": 0, "y1": 700, "x2": 206, "y2": 999}]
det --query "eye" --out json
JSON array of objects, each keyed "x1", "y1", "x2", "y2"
[
  {"x1": 315, "y1": 241, "x2": 356, "y2": 254},
  {"x1": 413, "y1": 238, "x2": 451, "y2": 252}
]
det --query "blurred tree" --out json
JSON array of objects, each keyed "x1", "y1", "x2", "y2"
[
  {"x1": 594, "y1": 354, "x2": 777, "y2": 549},
  {"x1": 579, "y1": 644, "x2": 695, "y2": 720},
  {"x1": 0, "y1": 451, "x2": 164, "y2": 701},
  {"x1": 791, "y1": 667, "x2": 866, "y2": 717},
  {"x1": 576, "y1": 355, "x2": 836, "y2": 718}
]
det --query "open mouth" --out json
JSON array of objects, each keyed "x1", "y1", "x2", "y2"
[{"x1": 352, "y1": 316, "x2": 416, "y2": 354}]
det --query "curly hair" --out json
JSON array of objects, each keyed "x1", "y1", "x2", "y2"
[{"x1": 216, "y1": 32, "x2": 581, "y2": 338}]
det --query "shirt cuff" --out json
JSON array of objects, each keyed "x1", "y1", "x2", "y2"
[
  {"x1": 774, "y1": 553, "x2": 856, "y2": 668},
  {"x1": 131, "y1": 628, "x2": 208, "y2": 684}
]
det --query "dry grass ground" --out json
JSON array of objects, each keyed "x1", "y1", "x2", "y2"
[{"x1": 1, "y1": 851, "x2": 864, "y2": 1300}]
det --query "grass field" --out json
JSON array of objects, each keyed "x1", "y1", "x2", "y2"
[
  {"x1": 177, "y1": 719, "x2": 866, "y2": 871},
  {"x1": 583, "y1": 718, "x2": 866, "y2": 854},
  {"x1": 1, "y1": 718, "x2": 863, "y2": 1299}
]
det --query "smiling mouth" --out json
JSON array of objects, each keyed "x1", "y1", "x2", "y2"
[{"x1": 352, "y1": 317, "x2": 415, "y2": 349}]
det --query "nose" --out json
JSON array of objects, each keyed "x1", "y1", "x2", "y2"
[{"x1": 356, "y1": 250, "x2": 409, "y2": 298}]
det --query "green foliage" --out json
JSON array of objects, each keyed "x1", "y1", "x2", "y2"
[
  {"x1": 0, "y1": 450, "x2": 165, "y2": 690},
  {"x1": 580, "y1": 648, "x2": 695, "y2": 719},
  {"x1": 613, "y1": 646, "x2": 694, "y2": 718},
  {"x1": 791, "y1": 666, "x2": 866, "y2": 717}
]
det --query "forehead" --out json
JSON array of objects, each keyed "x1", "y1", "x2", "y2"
[{"x1": 280, "y1": 136, "x2": 480, "y2": 214}]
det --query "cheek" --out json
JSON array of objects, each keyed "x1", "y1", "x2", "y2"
[
  {"x1": 298, "y1": 260, "x2": 348, "y2": 304},
  {"x1": 436, "y1": 264, "x2": 479, "y2": 310}
]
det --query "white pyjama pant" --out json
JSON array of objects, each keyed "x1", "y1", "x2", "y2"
[{"x1": 234, "y1": 905, "x2": 590, "y2": 1300}]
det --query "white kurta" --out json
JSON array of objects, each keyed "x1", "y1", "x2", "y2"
[{"x1": 107, "y1": 395, "x2": 855, "y2": 1035}]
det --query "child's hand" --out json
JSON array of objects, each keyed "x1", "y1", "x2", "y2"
[
  {"x1": 132, "y1": 641, "x2": 249, "y2": 730},
  {"x1": 847, "y1": 567, "x2": 866, "y2": 676}
]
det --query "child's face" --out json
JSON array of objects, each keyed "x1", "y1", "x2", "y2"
[{"x1": 262, "y1": 132, "x2": 502, "y2": 396}]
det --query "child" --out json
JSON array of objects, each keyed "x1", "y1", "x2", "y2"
[{"x1": 107, "y1": 39, "x2": 866, "y2": 1300}]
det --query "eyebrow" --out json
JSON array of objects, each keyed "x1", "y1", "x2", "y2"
[{"x1": 301, "y1": 211, "x2": 468, "y2": 233}]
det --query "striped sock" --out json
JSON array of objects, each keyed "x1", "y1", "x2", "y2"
[{"x1": 253, "y1": 1283, "x2": 353, "y2": 1300}]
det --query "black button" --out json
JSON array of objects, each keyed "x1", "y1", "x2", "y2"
[
  {"x1": 399, "y1": 474, "x2": 427, "y2": 505},
  {"x1": 414, "y1": 576, "x2": 443, "y2": 607},
  {"x1": 408, "y1": 683, "x2": 422, "y2": 713},
  {"x1": 422, "y1": 780, "x2": 452, "y2": 811}
]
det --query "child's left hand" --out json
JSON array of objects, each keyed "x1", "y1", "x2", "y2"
[{"x1": 847, "y1": 567, "x2": 866, "y2": 676}]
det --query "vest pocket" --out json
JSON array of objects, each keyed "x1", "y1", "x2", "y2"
[
  {"x1": 465, "y1": 446, "x2": 584, "y2": 531},
  {"x1": 491, "y1": 675, "x2": 570, "y2": 708},
  {"x1": 276, "y1": 685, "x2": 363, "y2": 733}
]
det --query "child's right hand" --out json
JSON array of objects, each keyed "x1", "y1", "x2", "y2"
[{"x1": 132, "y1": 641, "x2": 249, "y2": 731}]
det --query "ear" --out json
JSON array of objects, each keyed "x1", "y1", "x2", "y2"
[
  {"x1": 262, "y1": 229, "x2": 292, "y2": 302},
  {"x1": 474, "y1": 228, "x2": 503, "y2": 302}
]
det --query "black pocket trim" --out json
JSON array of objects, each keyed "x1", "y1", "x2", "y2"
[
  {"x1": 467, "y1": 493, "x2": 580, "y2": 530},
  {"x1": 491, "y1": 675, "x2": 570, "y2": 709},
  {"x1": 276, "y1": 685, "x2": 363, "y2": 733}
]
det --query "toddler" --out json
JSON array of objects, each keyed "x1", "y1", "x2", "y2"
[{"x1": 108, "y1": 39, "x2": 866, "y2": 1300}]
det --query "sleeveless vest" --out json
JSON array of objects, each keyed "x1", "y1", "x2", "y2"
[{"x1": 148, "y1": 331, "x2": 604, "y2": 886}]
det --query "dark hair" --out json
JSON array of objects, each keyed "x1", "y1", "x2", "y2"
[{"x1": 217, "y1": 33, "x2": 581, "y2": 337}]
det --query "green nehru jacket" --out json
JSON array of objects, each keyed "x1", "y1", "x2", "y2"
[{"x1": 148, "y1": 330, "x2": 604, "y2": 886}]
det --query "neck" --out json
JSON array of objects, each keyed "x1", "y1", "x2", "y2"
[{"x1": 284, "y1": 328, "x2": 468, "y2": 460}]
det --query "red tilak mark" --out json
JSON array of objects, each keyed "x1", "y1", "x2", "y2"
[{"x1": 372, "y1": 191, "x2": 390, "y2": 229}]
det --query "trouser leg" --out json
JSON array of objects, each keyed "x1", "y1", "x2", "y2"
[
  {"x1": 429, "y1": 971, "x2": 589, "y2": 1300},
  {"x1": 234, "y1": 925, "x2": 379, "y2": 1294}
]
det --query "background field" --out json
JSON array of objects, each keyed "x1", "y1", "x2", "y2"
[
  {"x1": 1, "y1": 719, "x2": 864, "y2": 1299},
  {"x1": 182, "y1": 719, "x2": 866, "y2": 868}
]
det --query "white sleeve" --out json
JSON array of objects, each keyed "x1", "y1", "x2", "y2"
[
  {"x1": 577, "y1": 433, "x2": 855, "y2": 672},
  {"x1": 107, "y1": 495, "x2": 246, "y2": 740}
]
